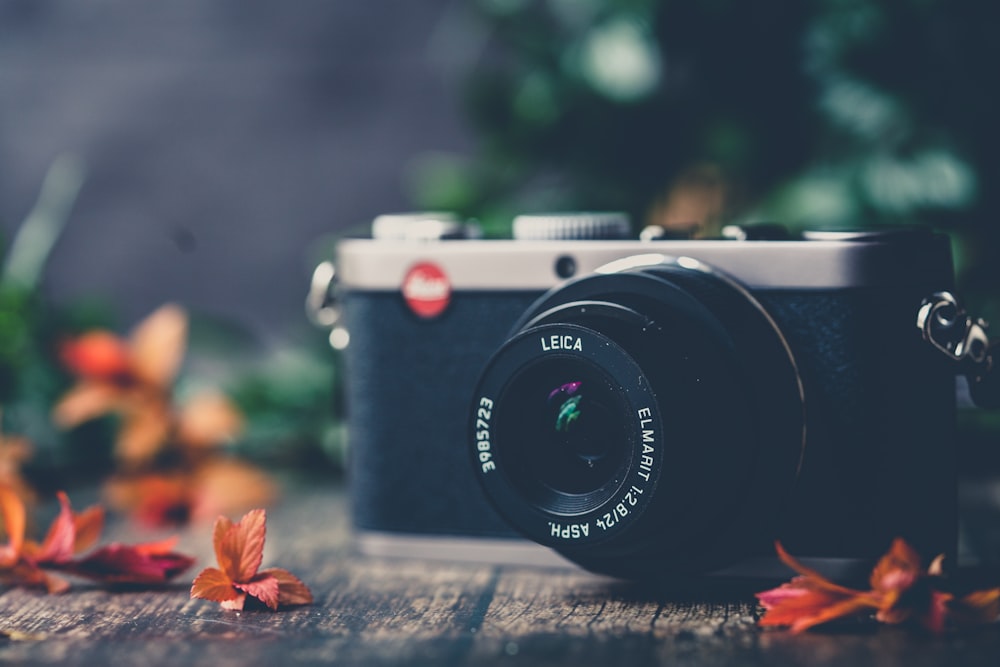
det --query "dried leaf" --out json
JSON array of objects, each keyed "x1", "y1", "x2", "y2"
[
  {"x1": 0, "y1": 433, "x2": 36, "y2": 510},
  {"x1": 0, "y1": 484, "x2": 26, "y2": 568},
  {"x1": 758, "y1": 539, "x2": 1000, "y2": 634},
  {"x1": 264, "y1": 567, "x2": 314, "y2": 607},
  {"x1": 191, "y1": 509, "x2": 312, "y2": 611},
  {"x1": 236, "y1": 573, "x2": 280, "y2": 611},
  {"x1": 102, "y1": 461, "x2": 276, "y2": 529},
  {"x1": 54, "y1": 305, "x2": 186, "y2": 464},
  {"x1": 26, "y1": 492, "x2": 77, "y2": 564},
  {"x1": 115, "y1": 400, "x2": 172, "y2": 465},
  {"x1": 191, "y1": 459, "x2": 277, "y2": 523},
  {"x1": 176, "y1": 391, "x2": 244, "y2": 449},
  {"x1": 870, "y1": 538, "x2": 922, "y2": 594},
  {"x1": 756, "y1": 550, "x2": 878, "y2": 633},
  {"x1": 1, "y1": 489, "x2": 193, "y2": 593},
  {"x1": 215, "y1": 509, "x2": 266, "y2": 584},
  {"x1": 59, "y1": 542, "x2": 195, "y2": 585},
  {"x1": 51, "y1": 382, "x2": 120, "y2": 428},
  {"x1": 951, "y1": 588, "x2": 1000, "y2": 626},
  {"x1": 72, "y1": 505, "x2": 105, "y2": 555},
  {"x1": 103, "y1": 473, "x2": 191, "y2": 527},
  {"x1": 128, "y1": 304, "x2": 187, "y2": 388},
  {"x1": 191, "y1": 567, "x2": 240, "y2": 603},
  {"x1": 59, "y1": 331, "x2": 131, "y2": 380}
]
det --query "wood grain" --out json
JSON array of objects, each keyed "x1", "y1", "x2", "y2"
[{"x1": 0, "y1": 482, "x2": 998, "y2": 666}]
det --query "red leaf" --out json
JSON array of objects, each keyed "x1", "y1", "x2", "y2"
[
  {"x1": 59, "y1": 332, "x2": 132, "y2": 380},
  {"x1": 236, "y1": 573, "x2": 280, "y2": 610},
  {"x1": 758, "y1": 539, "x2": 1000, "y2": 634},
  {"x1": 757, "y1": 575, "x2": 877, "y2": 633},
  {"x1": 923, "y1": 590, "x2": 953, "y2": 635},
  {"x1": 0, "y1": 489, "x2": 195, "y2": 594},
  {"x1": 60, "y1": 542, "x2": 195, "y2": 584},
  {"x1": 133, "y1": 536, "x2": 181, "y2": 556},
  {"x1": 757, "y1": 541, "x2": 881, "y2": 633},
  {"x1": 29, "y1": 492, "x2": 77, "y2": 565}
]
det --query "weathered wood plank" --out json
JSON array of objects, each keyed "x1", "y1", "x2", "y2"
[{"x1": 0, "y1": 482, "x2": 998, "y2": 666}]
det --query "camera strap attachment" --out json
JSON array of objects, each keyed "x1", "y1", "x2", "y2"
[
  {"x1": 307, "y1": 261, "x2": 350, "y2": 351},
  {"x1": 918, "y1": 292, "x2": 1000, "y2": 408}
]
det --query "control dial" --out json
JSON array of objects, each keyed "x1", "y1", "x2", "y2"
[{"x1": 512, "y1": 213, "x2": 631, "y2": 240}]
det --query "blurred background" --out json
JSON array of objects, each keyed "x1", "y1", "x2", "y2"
[{"x1": 1, "y1": 0, "x2": 999, "y2": 521}]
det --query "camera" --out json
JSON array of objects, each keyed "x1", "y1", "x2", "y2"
[{"x1": 332, "y1": 212, "x2": 958, "y2": 583}]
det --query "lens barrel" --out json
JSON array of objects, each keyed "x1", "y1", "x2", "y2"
[{"x1": 470, "y1": 256, "x2": 805, "y2": 579}]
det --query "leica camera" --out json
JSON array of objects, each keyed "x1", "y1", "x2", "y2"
[{"x1": 330, "y1": 212, "x2": 958, "y2": 582}]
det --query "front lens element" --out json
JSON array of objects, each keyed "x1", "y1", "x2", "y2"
[
  {"x1": 473, "y1": 323, "x2": 663, "y2": 537},
  {"x1": 499, "y1": 357, "x2": 629, "y2": 506},
  {"x1": 548, "y1": 381, "x2": 614, "y2": 467}
]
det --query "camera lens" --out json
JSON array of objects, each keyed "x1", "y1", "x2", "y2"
[
  {"x1": 471, "y1": 255, "x2": 805, "y2": 580},
  {"x1": 499, "y1": 357, "x2": 629, "y2": 508}
]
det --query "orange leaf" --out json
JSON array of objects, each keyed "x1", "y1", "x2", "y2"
[
  {"x1": 263, "y1": 567, "x2": 314, "y2": 607},
  {"x1": 951, "y1": 588, "x2": 1000, "y2": 626},
  {"x1": 193, "y1": 509, "x2": 312, "y2": 611},
  {"x1": 115, "y1": 400, "x2": 172, "y2": 464},
  {"x1": 0, "y1": 432, "x2": 36, "y2": 511},
  {"x1": 870, "y1": 537, "x2": 922, "y2": 594},
  {"x1": 213, "y1": 509, "x2": 266, "y2": 584},
  {"x1": 176, "y1": 391, "x2": 244, "y2": 449},
  {"x1": 103, "y1": 473, "x2": 192, "y2": 528},
  {"x1": 774, "y1": 542, "x2": 865, "y2": 597},
  {"x1": 133, "y1": 536, "x2": 181, "y2": 556},
  {"x1": 191, "y1": 567, "x2": 239, "y2": 602},
  {"x1": 0, "y1": 484, "x2": 26, "y2": 567},
  {"x1": 191, "y1": 459, "x2": 277, "y2": 523},
  {"x1": 127, "y1": 304, "x2": 187, "y2": 389},
  {"x1": 52, "y1": 382, "x2": 121, "y2": 428},
  {"x1": 71, "y1": 504, "x2": 105, "y2": 555}
]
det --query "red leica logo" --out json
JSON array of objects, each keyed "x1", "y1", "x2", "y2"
[{"x1": 402, "y1": 262, "x2": 451, "y2": 318}]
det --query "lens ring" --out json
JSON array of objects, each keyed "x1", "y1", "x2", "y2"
[
  {"x1": 472, "y1": 255, "x2": 805, "y2": 578},
  {"x1": 471, "y1": 323, "x2": 663, "y2": 547}
]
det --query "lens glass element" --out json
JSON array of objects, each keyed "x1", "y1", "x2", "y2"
[{"x1": 497, "y1": 356, "x2": 630, "y2": 513}]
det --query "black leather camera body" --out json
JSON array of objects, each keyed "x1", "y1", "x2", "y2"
[{"x1": 333, "y1": 213, "x2": 958, "y2": 582}]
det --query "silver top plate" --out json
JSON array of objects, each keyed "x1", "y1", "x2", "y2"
[{"x1": 336, "y1": 236, "x2": 953, "y2": 291}]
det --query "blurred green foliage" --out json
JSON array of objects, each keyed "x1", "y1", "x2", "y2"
[{"x1": 413, "y1": 0, "x2": 1000, "y2": 320}]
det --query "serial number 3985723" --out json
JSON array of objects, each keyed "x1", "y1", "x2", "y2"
[{"x1": 475, "y1": 397, "x2": 496, "y2": 473}]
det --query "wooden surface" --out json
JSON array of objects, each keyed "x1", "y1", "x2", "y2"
[{"x1": 1, "y1": 481, "x2": 999, "y2": 666}]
